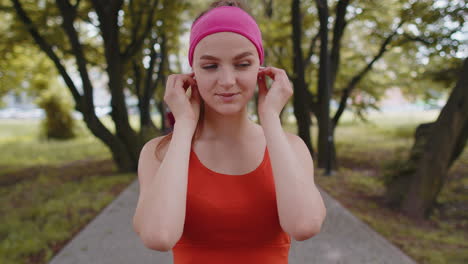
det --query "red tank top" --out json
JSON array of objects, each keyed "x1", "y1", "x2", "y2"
[{"x1": 172, "y1": 146, "x2": 291, "y2": 264}]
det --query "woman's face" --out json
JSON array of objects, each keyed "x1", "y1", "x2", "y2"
[{"x1": 192, "y1": 32, "x2": 260, "y2": 115}]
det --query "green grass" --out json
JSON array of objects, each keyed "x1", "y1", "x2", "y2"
[
  {"x1": 0, "y1": 170, "x2": 134, "y2": 264},
  {"x1": 0, "y1": 115, "x2": 158, "y2": 173},
  {"x1": 0, "y1": 117, "x2": 138, "y2": 264},
  {"x1": 0, "y1": 119, "x2": 110, "y2": 170}
]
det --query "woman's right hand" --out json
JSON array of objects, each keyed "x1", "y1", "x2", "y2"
[{"x1": 163, "y1": 72, "x2": 201, "y2": 128}]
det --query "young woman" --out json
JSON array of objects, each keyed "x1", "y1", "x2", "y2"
[{"x1": 133, "y1": 1, "x2": 326, "y2": 263}]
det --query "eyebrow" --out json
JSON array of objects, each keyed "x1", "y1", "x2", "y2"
[{"x1": 199, "y1": 51, "x2": 254, "y2": 61}]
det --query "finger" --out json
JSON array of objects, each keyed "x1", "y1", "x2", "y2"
[
  {"x1": 257, "y1": 67, "x2": 268, "y2": 80},
  {"x1": 258, "y1": 67, "x2": 276, "y2": 80},
  {"x1": 188, "y1": 72, "x2": 196, "y2": 81},
  {"x1": 167, "y1": 75, "x2": 175, "y2": 91},
  {"x1": 257, "y1": 69, "x2": 272, "y2": 83},
  {"x1": 188, "y1": 77, "x2": 197, "y2": 89},
  {"x1": 181, "y1": 76, "x2": 196, "y2": 90},
  {"x1": 258, "y1": 66, "x2": 285, "y2": 80},
  {"x1": 185, "y1": 74, "x2": 197, "y2": 85},
  {"x1": 257, "y1": 74, "x2": 268, "y2": 95},
  {"x1": 174, "y1": 77, "x2": 189, "y2": 93}
]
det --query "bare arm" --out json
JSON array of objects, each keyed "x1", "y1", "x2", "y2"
[
  {"x1": 261, "y1": 114, "x2": 326, "y2": 241},
  {"x1": 133, "y1": 121, "x2": 195, "y2": 251}
]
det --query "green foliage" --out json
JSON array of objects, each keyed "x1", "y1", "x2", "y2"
[
  {"x1": 1, "y1": 0, "x2": 189, "y2": 148},
  {"x1": 35, "y1": 84, "x2": 78, "y2": 140},
  {"x1": 122, "y1": 0, "x2": 190, "y2": 102},
  {"x1": 377, "y1": 0, "x2": 466, "y2": 103},
  {"x1": 1, "y1": 0, "x2": 465, "y2": 126},
  {"x1": 0, "y1": 44, "x2": 56, "y2": 105},
  {"x1": 254, "y1": 0, "x2": 294, "y2": 71}
]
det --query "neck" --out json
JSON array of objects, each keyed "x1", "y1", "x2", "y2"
[{"x1": 199, "y1": 104, "x2": 257, "y2": 144}]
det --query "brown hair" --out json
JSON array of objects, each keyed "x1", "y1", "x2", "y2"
[{"x1": 154, "y1": 0, "x2": 253, "y2": 161}]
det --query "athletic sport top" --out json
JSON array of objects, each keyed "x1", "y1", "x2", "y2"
[{"x1": 171, "y1": 146, "x2": 291, "y2": 264}]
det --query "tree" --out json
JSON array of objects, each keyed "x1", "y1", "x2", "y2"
[
  {"x1": 384, "y1": 58, "x2": 468, "y2": 219},
  {"x1": 288, "y1": 0, "x2": 465, "y2": 173},
  {"x1": 253, "y1": 0, "x2": 403, "y2": 171},
  {"x1": 7, "y1": 0, "x2": 187, "y2": 172},
  {"x1": 0, "y1": 7, "x2": 57, "y2": 107},
  {"x1": 312, "y1": 0, "x2": 332, "y2": 174},
  {"x1": 122, "y1": 0, "x2": 186, "y2": 143},
  {"x1": 292, "y1": 0, "x2": 316, "y2": 161}
]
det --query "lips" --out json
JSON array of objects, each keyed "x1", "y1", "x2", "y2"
[{"x1": 217, "y1": 93, "x2": 238, "y2": 97}]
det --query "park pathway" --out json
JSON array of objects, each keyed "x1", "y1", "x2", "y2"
[{"x1": 49, "y1": 179, "x2": 418, "y2": 264}]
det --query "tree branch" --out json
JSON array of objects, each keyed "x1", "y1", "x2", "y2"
[
  {"x1": 121, "y1": 0, "x2": 159, "y2": 61},
  {"x1": 306, "y1": 89, "x2": 319, "y2": 113},
  {"x1": 270, "y1": 47, "x2": 293, "y2": 80},
  {"x1": 402, "y1": 33, "x2": 432, "y2": 45},
  {"x1": 73, "y1": 0, "x2": 81, "y2": 9},
  {"x1": 329, "y1": 0, "x2": 350, "y2": 90},
  {"x1": 132, "y1": 60, "x2": 142, "y2": 102},
  {"x1": 303, "y1": 31, "x2": 319, "y2": 69},
  {"x1": 128, "y1": 0, "x2": 144, "y2": 50},
  {"x1": 402, "y1": 27, "x2": 461, "y2": 46},
  {"x1": 0, "y1": 5, "x2": 14, "y2": 11},
  {"x1": 144, "y1": 37, "x2": 159, "y2": 95},
  {"x1": 332, "y1": 21, "x2": 404, "y2": 128},
  {"x1": 55, "y1": 0, "x2": 96, "y2": 113},
  {"x1": 262, "y1": 0, "x2": 273, "y2": 18},
  {"x1": 10, "y1": 0, "x2": 82, "y2": 108},
  {"x1": 157, "y1": 32, "x2": 168, "y2": 89}
]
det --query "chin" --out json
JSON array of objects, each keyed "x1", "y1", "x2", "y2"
[
  {"x1": 205, "y1": 101, "x2": 246, "y2": 116},
  {"x1": 215, "y1": 106, "x2": 245, "y2": 116}
]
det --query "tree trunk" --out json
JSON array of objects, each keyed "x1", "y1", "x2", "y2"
[
  {"x1": 401, "y1": 58, "x2": 468, "y2": 219},
  {"x1": 385, "y1": 58, "x2": 468, "y2": 219},
  {"x1": 138, "y1": 33, "x2": 168, "y2": 142},
  {"x1": 94, "y1": 1, "x2": 143, "y2": 172},
  {"x1": 12, "y1": 0, "x2": 144, "y2": 172},
  {"x1": 315, "y1": 0, "x2": 335, "y2": 174},
  {"x1": 291, "y1": 0, "x2": 315, "y2": 156},
  {"x1": 158, "y1": 32, "x2": 169, "y2": 133},
  {"x1": 384, "y1": 122, "x2": 434, "y2": 207}
]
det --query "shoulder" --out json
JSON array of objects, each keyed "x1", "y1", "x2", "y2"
[
  {"x1": 139, "y1": 135, "x2": 170, "y2": 162},
  {"x1": 285, "y1": 131, "x2": 302, "y2": 146},
  {"x1": 137, "y1": 135, "x2": 171, "y2": 184},
  {"x1": 141, "y1": 136, "x2": 164, "y2": 153},
  {"x1": 284, "y1": 131, "x2": 314, "y2": 168}
]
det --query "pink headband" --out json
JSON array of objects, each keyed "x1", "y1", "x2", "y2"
[{"x1": 188, "y1": 6, "x2": 264, "y2": 67}]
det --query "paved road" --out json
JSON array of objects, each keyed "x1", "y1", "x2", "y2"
[{"x1": 49, "y1": 179, "x2": 418, "y2": 264}]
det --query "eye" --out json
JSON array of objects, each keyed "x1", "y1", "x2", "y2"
[
  {"x1": 202, "y1": 64, "x2": 217, "y2": 70},
  {"x1": 237, "y1": 63, "x2": 251, "y2": 67}
]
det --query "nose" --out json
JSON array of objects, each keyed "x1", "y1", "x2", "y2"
[{"x1": 218, "y1": 67, "x2": 236, "y2": 88}]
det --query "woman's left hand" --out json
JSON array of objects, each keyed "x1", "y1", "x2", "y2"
[{"x1": 257, "y1": 66, "x2": 293, "y2": 120}]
